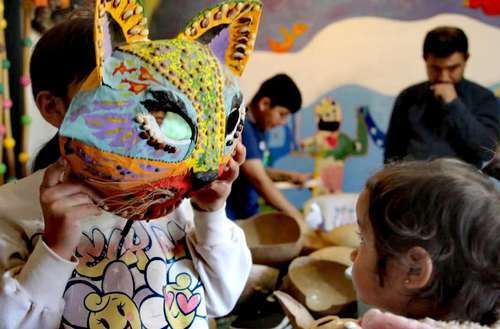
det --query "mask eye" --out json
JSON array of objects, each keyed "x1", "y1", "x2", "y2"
[
  {"x1": 139, "y1": 90, "x2": 196, "y2": 152},
  {"x1": 225, "y1": 93, "x2": 244, "y2": 147},
  {"x1": 155, "y1": 111, "x2": 193, "y2": 143}
]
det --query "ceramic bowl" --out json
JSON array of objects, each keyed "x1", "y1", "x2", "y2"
[{"x1": 237, "y1": 212, "x2": 303, "y2": 265}]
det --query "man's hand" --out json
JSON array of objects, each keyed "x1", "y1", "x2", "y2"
[
  {"x1": 430, "y1": 82, "x2": 458, "y2": 104},
  {"x1": 40, "y1": 158, "x2": 102, "y2": 260},
  {"x1": 190, "y1": 143, "x2": 246, "y2": 212}
]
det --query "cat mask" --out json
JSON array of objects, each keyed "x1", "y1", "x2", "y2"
[{"x1": 59, "y1": 0, "x2": 262, "y2": 220}]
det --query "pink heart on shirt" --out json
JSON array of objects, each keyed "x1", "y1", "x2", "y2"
[
  {"x1": 165, "y1": 291, "x2": 175, "y2": 310},
  {"x1": 176, "y1": 292, "x2": 201, "y2": 315}
]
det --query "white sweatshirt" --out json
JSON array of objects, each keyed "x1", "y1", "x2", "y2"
[{"x1": 0, "y1": 170, "x2": 252, "y2": 329}]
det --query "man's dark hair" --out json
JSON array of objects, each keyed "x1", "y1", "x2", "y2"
[
  {"x1": 423, "y1": 26, "x2": 469, "y2": 58},
  {"x1": 31, "y1": 16, "x2": 96, "y2": 171},
  {"x1": 366, "y1": 159, "x2": 499, "y2": 325},
  {"x1": 250, "y1": 74, "x2": 302, "y2": 113}
]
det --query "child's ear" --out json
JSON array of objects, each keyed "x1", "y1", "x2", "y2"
[
  {"x1": 36, "y1": 91, "x2": 67, "y2": 128},
  {"x1": 402, "y1": 246, "x2": 433, "y2": 290},
  {"x1": 258, "y1": 97, "x2": 271, "y2": 111}
]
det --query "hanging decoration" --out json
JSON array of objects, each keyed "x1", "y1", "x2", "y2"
[
  {"x1": 0, "y1": 0, "x2": 17, "y2": 184},
  {"x1": 20, "y1": 0, "x2": 34, "y2": 177}
]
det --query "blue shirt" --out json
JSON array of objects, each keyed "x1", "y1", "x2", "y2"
[{"x1": 226, "y1": 118, "x2": 268, "y2": 220}]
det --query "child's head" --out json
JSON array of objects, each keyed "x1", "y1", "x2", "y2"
[
  {"x1": 30, "y1": 16, "x2": 95, "y2": 171},
  {"x1": 50, "y1": 0, "x2": 263, "y2": 220},
  {"x1": 250, "y1": 74, "x2": 302, "y2": 130},
  {"x1": 30, "y1": 16, "x2": 95, "y2": 128},
  {"x1": 351, "y1": 159, "x2": 499, "y2": 325}
]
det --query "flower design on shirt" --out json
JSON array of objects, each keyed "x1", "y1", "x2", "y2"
[{"x1": 63, "y1": 261, "x2": 143, "y2": 328}]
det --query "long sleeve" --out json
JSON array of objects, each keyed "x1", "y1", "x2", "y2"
[
  {"x1": 443, "y1": 93, "x2": 500, "y2": 162},
  {"x1": 384, "y1": 92, "x2": 410, "y2": 163},
  {"x1": 0, "y1": 239, "x2": 77, "y2": 329},
  {"x1": 0, "y1": 171, "x2": 77, "y2": 329},
  {"x1": 185, "y1": 204, "x2": 251, "y2": 317}
]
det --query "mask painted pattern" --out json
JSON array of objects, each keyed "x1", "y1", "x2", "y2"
[{"x1": 59, "y1": 0, "x2": 262, "y2": 220}]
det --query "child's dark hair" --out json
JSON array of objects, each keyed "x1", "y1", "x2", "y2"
[
  {"x1": 31, "y1": 16, "x2": 95, "y2": 171},
  {"x1": 250, "y1": 74, "x2": 302, "y2": 113},
  {"x1": 423, "y1": 26, "x2": 468, "y2": 59},
  {"x1": 366, "y1": 159, "x2": 499, "y2": 325}
]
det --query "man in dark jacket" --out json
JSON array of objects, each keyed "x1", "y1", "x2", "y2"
[{"x1": 384, "y1": 26, "x2": 499, "y2": 168}]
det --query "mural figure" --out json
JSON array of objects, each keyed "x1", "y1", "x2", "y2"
[{"x1": 300, "y1": 97, "x2": 368, "y2": 195}]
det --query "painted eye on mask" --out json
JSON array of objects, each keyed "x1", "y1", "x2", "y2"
[
  {"x1": 138, "y1": 90, "x2": 196, "y2": 153},
  {"x1": 158, "y1": 112, "x2": 192, "y2": 144},
  {"x1": 225, "y1": 92, "x2": 244, "y2": 148}
]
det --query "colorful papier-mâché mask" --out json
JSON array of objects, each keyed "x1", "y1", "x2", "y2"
[{"x1": 59, "y1": 0, "x2": 262, "y2": 220}]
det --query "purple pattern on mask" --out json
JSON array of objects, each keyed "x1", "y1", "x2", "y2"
[
  {"x1": 94, "y1": 99, "x2": 135, "y2": 111},
  {"x1": 102, "y1": 14, "x2": 113, "y2": 59},
  {"x1": 84, "y1": 113, "x2": 140, "y2": 148},
  {"x1": 208, "y1": 28, "x2": 230, "y2": 66},
  {"x1": 139, "y1": 163, "x2": 164, "y2": 173},
  {"x1": 69, "y1": 106, "x2": 91, "y2": 123}
]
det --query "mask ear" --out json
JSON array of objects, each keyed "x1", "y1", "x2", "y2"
[
  {"x1": 177, "y1": 0, "x2": 262, "y2": 77},
  {"x1": 94, "y1": 0, "x2": 150, "y2": 82}
]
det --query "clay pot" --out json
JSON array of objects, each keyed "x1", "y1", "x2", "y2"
[
  {"x1": 274, "y1": 290, "x2": 315, "y2": 329},
  {"x1": 310, "y1": 246, "x2": 354, "y2": 267},
  {"x1": 274, "y1": 291, "x2": 360, "y2": 329},
  {"x1": 283, "y1": 256, "x2": 355, "y2": 316},
  {"x1": 319, "y1": 224, "x2": 360, "y2": 248},
  {"x1": 238, "y1": 264, "x2": 280, "y2": 304},
  {"x1": 237, "y1": 212, "x2": 303, "y2": 265}
]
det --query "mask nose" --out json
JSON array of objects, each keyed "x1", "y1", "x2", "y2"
[{"x1": 191, "y1": 170, "x2": 219, "y2": 190}]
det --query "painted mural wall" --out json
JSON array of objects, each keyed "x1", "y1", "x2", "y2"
[{"x1": 146, "y1": 0, "x2": 500, "y2": 208}]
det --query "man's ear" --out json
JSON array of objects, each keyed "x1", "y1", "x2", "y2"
[
  {"x1": 258, "y1": 96, "x2": 271, "y2": 111},
  {"x1": 402, "y1": 246, "x2": 433, "y2": 290},
  {"x1": 35, "y1": 91, "x2": 67, "y2": 128}
]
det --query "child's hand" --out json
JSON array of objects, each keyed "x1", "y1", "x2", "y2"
[
  {"x1": 40, "y1": 158, "x2": 102, "y2": 260},
  {"x1": 190, "y1": 143, "x2": 246, "y2": 212},
  {"x1": 286, "y1": 171, "x2": 311, "y2": 185}
]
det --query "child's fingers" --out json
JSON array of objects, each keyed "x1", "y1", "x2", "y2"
[
  {"x1": 62, "y1": 204, "x2": 102, "y2": 221},
  {"x1": 41, "y1": 158, "x2": 68, "y2": 189},
  {"x1": 40, "y1": 183, "x2": 102, "y2": 204},
  {"x1": 50, "y1": 192, "x2": 95, "y2": 211},
  {"x1": 220, "y1": 158, "x2": 239, "y2": 183},
  {"x1": 208, "y1": 181, "x2": 229, "y2": 196},
  {"x1": 232, "y1": 142, "x2": 246, "y2": 165}
]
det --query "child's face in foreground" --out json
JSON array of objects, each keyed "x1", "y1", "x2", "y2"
[{"x1": 351, "y1": 189, "x2": 410, "y2": 315}]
